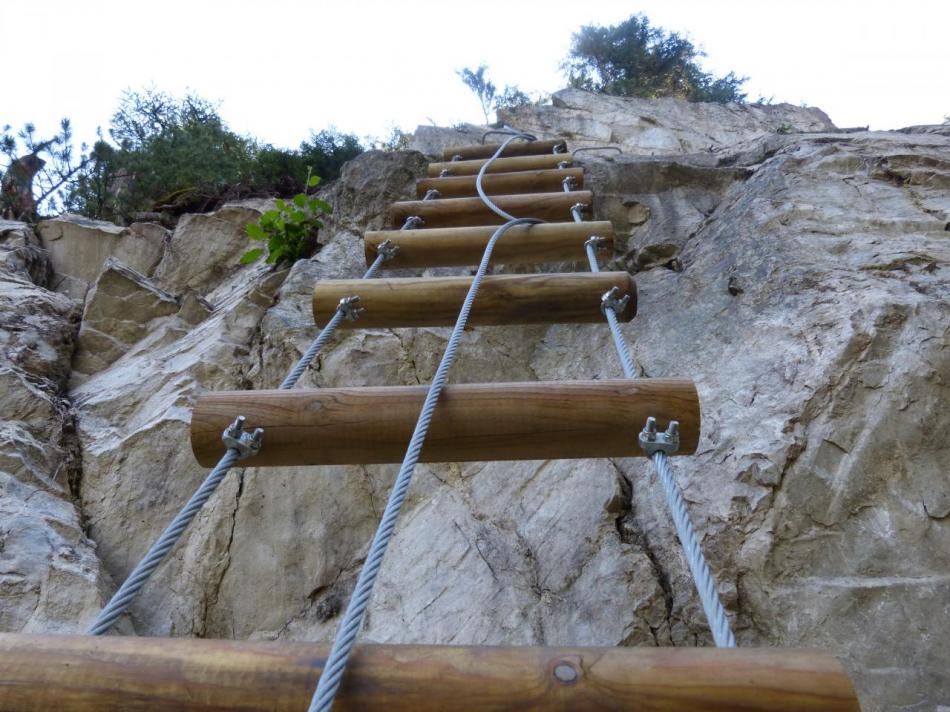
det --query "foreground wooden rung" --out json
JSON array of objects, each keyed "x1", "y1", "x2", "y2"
[
  {"x1": 416, "y1": 167, "x2": 584, "y2": 199},
  {"x1": 191, "y1": 378, "x2": 696, "y2": 467},
  {"x1": 312, "y1": 272, "x2": 635, "y2": 329},
  {"x1": 0, "y1": 634, "x2": 860, "y2": 712},
  {"x1": 364, "y1": 220, "x2": 614, "y2": 268},
  {"x1": 391, "y1": 191, "x2": 591, "y2": 228},
  {"x1": 428, "y1": 153, "x2": 572, "y2": 177},
  {"x1": 443, "y1": 138, "x2": 566, "y2": 161}
]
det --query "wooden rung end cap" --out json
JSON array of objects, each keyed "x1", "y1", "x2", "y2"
[
  {"x1": 312, "y1": 271, "x2": 635, "y2": 329},
  {"x1": 191, "y1": 378, "x2": 697, "y2": 467}
]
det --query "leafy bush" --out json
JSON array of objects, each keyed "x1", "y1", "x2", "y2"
[
  {"x1": 241, "y1": 172, "x2": 331, "y2": 265},
  {"x1": 457, "y1": 64, "x2": 534, "y2": 123},
  {"x1": 563, "y1": 14, "x2": 748, "y2": 103}
]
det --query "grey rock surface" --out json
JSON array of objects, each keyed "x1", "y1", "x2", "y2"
[{"x1": 2, "y1": 101, "x2": 948, "y2": 711}]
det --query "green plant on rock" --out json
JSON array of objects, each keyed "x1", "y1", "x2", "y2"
[{"x1": 240, "y1": 171, "x2": 330, "y2": 265}]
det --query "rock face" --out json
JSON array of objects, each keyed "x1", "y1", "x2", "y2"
[{"x1": 2, "y1": 96, "x2": 948, "y2": 711}]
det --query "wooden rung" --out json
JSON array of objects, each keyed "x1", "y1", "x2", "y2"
[
  {"x1": 364, "y1": 221, "x2": 614, "y2": 268},
  {"x1": 312, "y1": 272, "x2": 636, "y2": 329},
  {"x1": 416, "y1": 167, "x2": 584, "y2": 199},
  {"x1": 391, "y1": 191, "x2": 592, "y2": 229},
  {"x1": 191, "y1": 378, "x2": 695, "y2": 467},
  {"x1": 0, "y1": 634, "x2": 860, "y2": 712},
  {"x1": 428, "y1": 153, "x2": 572, "y2": 177},
  {"x1": 442, "y1": 138, "x2": 566, "y2": 161}
]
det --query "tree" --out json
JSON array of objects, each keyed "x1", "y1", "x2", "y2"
[
  {"x1": 563, "y1": 14, "x2": 747, "y2": 103},
  {"x1": 458, "y1": 64, "x2": 496, "y2": 124},
  {"x1": 1, "y1": 119, "x2": 88, "y2": 219}
]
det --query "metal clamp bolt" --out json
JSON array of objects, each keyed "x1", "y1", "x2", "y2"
[
  {"x1": 222, "y1": 416, "x2": 264, "y2": 460},
  {"x1": 557, "y1": 160, "x2": 571, "y2": 170},
  {"x1": 450, "y1": 154, "x2": 463, "y2": 162},
  {"x1": 600, "y1": 286, "x2": 630, "y2": 316},
  {"x1": 585, "y1": 236, "x2": 609, "y2": 251},
  {"x1": 638, "y1": 417, "x2": 680, "y2": 457},
  {"x1": 423, "y1": 189, "x2": 441, "y2": 201},
  {"x1": 571, "y1": 202, "x2": 588, "y2": 219},
  {"x1": 401, "y1": 215, "x2": 424, "y2": 230},
  {"x1": 338, "y1": 295, "x2": 365, "y2": 321},
  {"x1": 376, "y1": 239, "x2": 399, "y2": 261},
  {"x1": 553, "y1": 144, "x2": 567, "y2": 154},
  {"x1": 439, "y1": 168, "x2": 452, "y2": 177},
  {"x1": 562, "y1": 175, "x2": 578, "y2": 191}
]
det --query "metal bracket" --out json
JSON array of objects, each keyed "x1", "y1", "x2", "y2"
[
  {"x1": 423, "y1": 189, "x2": 441, "y2": 201},
  {"x1": 638, "y1": 416, "x2": 680, "y2": 456},
  {"x1": 222, "y1": 416, "x2": 264, "y2": 460},
  {"x1": 600, "y1": 286, "x2": 630, "y2": 316},
  {"x1": 585, "y1": 236, "x2": 609, "y2": 251},
  {"x1": 401, "y1": 215, "x2": 425, "y2": 230},
  {"x1": 439, "y1": 168, "x2": 451, "y2": 177},
  {"x1": 376, "y1": 239, "x2": 399, "y2": 261},
  {"x1": 337, "y1": 295, "x2": 365, "y2": 321}
]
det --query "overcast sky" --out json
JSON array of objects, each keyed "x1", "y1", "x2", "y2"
[{"x1": 3, "y1": 0, "x2": 947, "y2": 150}]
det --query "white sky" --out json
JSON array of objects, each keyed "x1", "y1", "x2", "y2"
[{"x1": 2, "y1": 0, "x2": 947, "y2": 150}]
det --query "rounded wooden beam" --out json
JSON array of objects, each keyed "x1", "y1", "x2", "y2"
[
  {"x1": 416, "y1": 167, "x2": 584, "y2": 199},
  {"x1": 390, "y1": 191, "x2": 592, "y2": 229},
  {"x1": 364, "y1": 221, "x2": 615, "y2": 268},
  {"x1": 312, "y1": 272, "x2": 636, "y2": 329},
  {"x1": 0, "y1": 634, "x2": 860, "y2": 712},
  {"x1": 442, "y1": 138, "x2": 566, "y2": 161},
  {"x1": 428, "y1": 153, "x2": 572, "y2": 177},
  {"x1": 190, "y1": 378, "x2": 698, "y2": 467}
]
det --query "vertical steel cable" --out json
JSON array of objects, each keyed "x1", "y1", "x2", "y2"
[
  {"x1": 88, "y1": 249, "x2": 392, "y2": 635},
  {"x1": 566, "y1": 171, "x2": 735, "y2": 647},
  {"x1": 308, "y1": 133, "x2": 539, "y2": 712}
]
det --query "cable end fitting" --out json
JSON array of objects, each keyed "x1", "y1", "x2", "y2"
[
  {"x1": 639, "y1": 417, "x2": 680, "y2": 456},
  {"x1": 585, "y1": 235, "x2": 609, "y2": 251},
  {"x1": 338, "y1": 295, "x2": 365, "y2": 321},
  {"x1": 376, "y1": 239, "x2": 399, "y2": 262},
  {"x1": 401, "y1": 215, "x2": 425, "y2": 230},
  {"x1": 600, "y1": 286, "x2": 630, "y2": 316},
  {"x1": 222, "y1": 416, "x2": 264, "y2": 460}
]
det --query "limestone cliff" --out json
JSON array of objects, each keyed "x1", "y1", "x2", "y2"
[{"x1": 0, "y1": 90, "x2": 947, "y2": 711}]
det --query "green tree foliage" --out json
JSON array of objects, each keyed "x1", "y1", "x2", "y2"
[
  {"x1": 1, "y1": 119, "x2": 88, "y2": 218},
  {"x1": 66, "y1": 88, "x2": 364, "y2": 222},
  {"x1": 563, "y1": 14, "x2": 747, "y2": 103}
]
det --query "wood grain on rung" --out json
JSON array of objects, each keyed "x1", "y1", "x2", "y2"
[
  {"x1": 364, "y1": 221, "x2": 614, "y2": 268},
  {"x1": 442, "y1": 138, "x2": 566, "y2": 161},
  {"x1": 0, "y1": 634, "x2": 860, "y2": 712},
  {"x1": 191, "y1": 379, "x2": 698, "y2": 467},
  {"x1": 416, "y1": 168, "x2": 584, "y2": 199},
  {"x1": 312, "y1": 272, "x2": 635, "y2": 329},
  {"x1": 428, "y1": 153, "x2": 572, "y2": 177},
  {"x1": 390, "y1": 191, "x2": 591, "y2": 228}
]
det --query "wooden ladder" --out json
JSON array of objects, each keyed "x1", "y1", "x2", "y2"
[{"x1": 2, "y1": 138, "x2": 860, "y2": 711}]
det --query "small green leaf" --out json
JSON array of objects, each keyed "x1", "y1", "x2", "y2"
[
  {"x1": 275, "y1": 198, "x2": 287, "y2": 210},
  {"x1": 313, "y1": 198, "x2": 332, "y2": 214},
  {"x1": 308, "y1": 175, "x2": 321, "y2": 187},
  {"x1": 246, "y1": 222, "x2": 266, "y2": 240},
  {"x1": 290, "y1": 210, "x2": 306, "y2": 223},
  {"x1": 293, "y1": 194, "x2": 306, "y2": 207},
  {"x1": 239, "y1": 248, "x2": 264, "y2": 264}
]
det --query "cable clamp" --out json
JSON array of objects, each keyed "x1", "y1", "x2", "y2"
[
  {"x1": 423, "y1": 189, "x2": 441, "y2": 201},
  {"x1": 222, "y1": 416, "x2": 264, "y2": 460},
  {"x1": 450, "y1": 154, "x2": 463, "y2": 162},
  {"x1": 638, "y1": 416, "x2": 680, "y2": 456},
  {"x1": 600, "y1": 286, "x2": 629, "y2": 316},
  {"x1": 585, "y1": 235, "x2": 609, "y2": 251},
  {"x1": 553, "y1": 143, "x2": 567, "y2": 154},
  {"x1": 571, "y1": 202, "x2": 588, "y2": 219},
  {"x1": 439, "y1": 168, "x2": 452, "y2": 177},
  {"x1": 562, "y1": 175, "x2": 578, "y2": 191},
  {"x1": 338, "y1": 295, "x2": 365, "y2": 321},
  {"x1": 557, "y1": 160, "x2": 571, "y2": 169},
  {"x1": 401, "y1": 215, "x2": 425, "y2": 230},
  {"x1": 376, "y1": 239, "x2": 399, "y2": 261}
]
